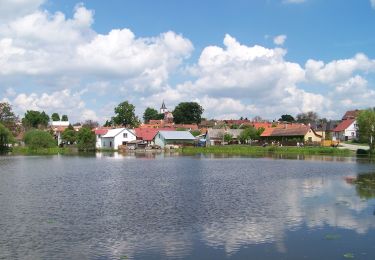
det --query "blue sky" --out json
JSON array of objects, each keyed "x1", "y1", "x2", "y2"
[{"x1": 1, "y1": 0, "x2": 375, "y2": 123}]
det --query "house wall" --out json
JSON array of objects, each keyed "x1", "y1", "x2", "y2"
[
  {"x1": 154, "y1": 133, "x2": 165, "y2": 148},
  {"x1": 101, "y1": 137, "x2": 115, "y2": 148},
  {"x1": 101, "y1": 129, "x2": 136, "y2": 149},
  {"x1": 96, "y1": 135, "x2": 102, "y2": 149},
  {"x1": 344, "y1": 121, "x2": 358, "y2": 141},
  {"x1": 304, "y1": 130, "x2": 322, "y2": 142}
]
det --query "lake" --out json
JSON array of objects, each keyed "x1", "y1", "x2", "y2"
[{"x1": 0, "y1": 153, "x2": 375, "y2": 259}]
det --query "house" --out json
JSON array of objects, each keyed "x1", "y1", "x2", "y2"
[
  {"x1": 342, "y1": 110, "x2": 361, "y2": 120},
  {"x1": 134, "y1": 127, "x2": 173, "y2": 145},
  {"x1": 206, "y1": 128, "x2": 243, "y2": 146},
  {"x1": 332, "y1": 119, "x2": 358, "y2": 141},
  {"x1": 153, "y1": 131, "x2": 196, "y2": 148},
  {"x1": 51, "y1": 121, "x2": 70, "y2": 146},
  {"x1": 94, "y1": 128, "x2": 109, "y2": 149},
  {"x1": 261, "y1": 125, "x2": 323, "y2": 144},
  {"x1": 101, "y1": 128, "x2": 136, "y2": 149}
]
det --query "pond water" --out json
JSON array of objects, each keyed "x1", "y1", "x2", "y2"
[{"x1": 0, "y1": 153, "x2": 375, "y2": 259}]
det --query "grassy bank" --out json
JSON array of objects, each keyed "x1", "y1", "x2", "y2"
[
  {"x1": 10, "y1": 146, "x2": 77, "y2": 155},
  {"x1": 181, "y1": 145, "x2": 354, "y2": 156}
]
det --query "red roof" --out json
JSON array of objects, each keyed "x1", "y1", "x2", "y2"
[
  {"x1": 134, "y1": 128, "x2": 174, "y2": 141},
  {"x1": 342, "y1": 110, "x2": 360, "y2": 120},
  {"x1": 333, "y1": 119, "x2": 355, "y2": 132},
  {"x1": 95, "y1": 129, "x2": 109, "y2": 135},
  {"x1": 261, "y1": 125, "x2": 310, "y2": 137}
]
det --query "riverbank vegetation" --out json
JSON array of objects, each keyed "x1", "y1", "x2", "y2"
[{"x1": 181, "y1": 145, "x2": 353, "y2": 156}]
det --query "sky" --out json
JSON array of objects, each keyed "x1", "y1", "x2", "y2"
[{"x1": 1, "y1": 0, "x2": 375, "y2": 123}]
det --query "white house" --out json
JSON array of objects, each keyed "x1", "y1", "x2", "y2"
[
  {"x1": 101, "y1": 128, "x2": 136, "y2": 149},
  {"x1": 332, "y1": 119, "x2": 358, "y2": 141},
  {"x1": 95, "y1": 128, "x2": 109, "y2": 149},
  {"x1": 51, "y1": 121, "x2": 70, "y2": 146}
]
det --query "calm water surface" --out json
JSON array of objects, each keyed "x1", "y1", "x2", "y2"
[{"x1": 0, "y1": 153, "x2": 375, "y2": 259}]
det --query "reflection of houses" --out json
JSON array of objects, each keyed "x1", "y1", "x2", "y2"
[
  {"x1": 206, "y1": 129, "x2": 243, "y2": 146},
  {"x1": 261, "y1": 125, "x2": 322, "y2": 143},
  {"x1": 153, "y1": 131, "x2": 195, "y2": 148},
  {"x1": 332, "y1": 119, "x2": 358, "y2": 141},
  {"x1": 101, "y1": 128, "x2": 136, "y2": 149}
]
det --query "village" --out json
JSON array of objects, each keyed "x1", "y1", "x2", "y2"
[{"x1": 47, "y1": 101, "x2": 363, "y2": 152}]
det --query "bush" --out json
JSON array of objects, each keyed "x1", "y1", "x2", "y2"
[
  {"x1": 24, "y1": 129, "x2": 56, "y2": 149},
  {"x1": 356, "y1": 149, "x2": 369, "y2": 156},
  {"x1": 76, "y1": 127, "x2": 96, "y2": 151},
  {"x1": 0, "y1": 123, "x2": 14, "y2": 152}
]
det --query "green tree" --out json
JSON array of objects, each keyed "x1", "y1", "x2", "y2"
[
  {"x1": 190, "y1": 130, "x2": 201, "y2": 137},
  {"x1": 61, "y1": 115, "x2": 68, "y2": 121},
  {"x1": 112, "y1": 101, "x2": 140, "y2": 127},
  {"x1": 51, "y1": 113, "x2": 60, "y2": 121},
  {"x1": 172, "y1": 102, "x2": 204, "y2": 124},
  {"x1": 143, "y1": 107, "x2": 164, "y2": 123},
  {"x1": 0, "y1": 102, "x2": 20, "y2": 136},
  {"x1": 357, "y1": 108, "x2": 375, "y2": 153},
  {"x1": 279, "y1": 114, "x2": 295, "y2": 122},
  {"x1": 0, "y1": 123, "x2": 14, "y2": 152},
  {"x1": 24, "y1": 129, "x2": 56, "y2": 149},
  {"x1": 296, "y1": 111, "x2": 318, "y2": 124},
  {"x1": 103, "y1": 120, "x2": 112, "y2": 127},
  {"x1": 238, "y1": 126, "x2": 259, "y2": 144},
  {"x1": 76, "y1": 127, "x2": 96, "y2": 151},
  {"x1": 223, "y1": 133, "x2": 233, "y2": 144},
  {"x1": 22, "y1": 110, "x2": 50, "y2": 129},
  {"x1": 61, "y1": 126, "x2": 77, "y2": 144}
]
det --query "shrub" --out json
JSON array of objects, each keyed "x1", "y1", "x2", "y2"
[
  {"x1": 24, "y1": 129, "x2": 56, "y2": 149},
  {"x1": 76, "y1": 127, "x2": 96, "y2": 151}
]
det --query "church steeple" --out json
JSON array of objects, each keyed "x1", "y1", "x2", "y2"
[{"x1": 160, "y1": 100, "x2": 168, "y2": 113}]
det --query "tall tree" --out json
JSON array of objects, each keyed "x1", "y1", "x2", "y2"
[
  {"x1": 279, "y1": 114, "x2": 295, "y2": 122},
  {"x1": 112, "y1": 101, "x2": 139, "y2": 127},
  {"x1": 61, "y1": 115, "x2": 68, "y2": 121},
  {"x1": 143, "y1": 107, "x2": 164, "y2": 123},
  {"x1": 61, "y1": 126, "x2": 77, "y2": 145},
  {"x1": 51, "y1": 113, "x2": 60, "y2": 121},
  {"x1": 82, "y1": 120, "x2": 99, "y2": 129},
  {"x1": 22, "y1": 110, "x2": 49, "y2": 129},
  {"x1": 0, "y1": 123, "x2": 14, "y2": 152},
  {"x1": 296, "y1": 111, "x2": 319, "y2": 124},
  {"x1": 172, "y1": 102, "x2": 204, "y2": 124},
  {"x1": 103, "y1": 120, "x2": 112, "y2": 127},
  {"x1": 357, "y1": 108, "x2": 375, "y2": 153},
  {"x1": 0, "y1": 102, "x2": 19, "y2": 135}
]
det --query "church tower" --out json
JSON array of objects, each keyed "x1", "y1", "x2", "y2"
[{"x1": 160, "y1": 100, "x2": 168, "y2": 114}]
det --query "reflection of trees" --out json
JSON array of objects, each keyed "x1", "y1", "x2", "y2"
[{"x1": 354, "y1": 173, "x2": 375, "y2": 199}]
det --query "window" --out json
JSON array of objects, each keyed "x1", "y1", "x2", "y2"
[{"x1": 123, "y1": 133, "x2": 128, "y2": 138}]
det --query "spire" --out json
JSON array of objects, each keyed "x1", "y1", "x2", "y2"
[{"x1": 161, "y1": 100, "x2": 167, "y2": 110}]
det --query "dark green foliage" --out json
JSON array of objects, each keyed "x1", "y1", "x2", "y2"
[
  {"x1": 61, "y1": 115, "x2": 68, "y2": 121},
  {"x1": 354, "y1": 173, "x2": 375, "y2": 199},
  {"x1": 190, "y1": 130, "x2": 201, "y2": 137},
  {"x1": 296, "y1": 111, "x2": 318, "y2": 124},
  {"x1": 357, "y1": 108, "x2": 375, "y2": 153},
  {"x1": 230, "y1": 124, "x2": 239, "y2": 129},
  {"x1": 112, "y1": 101, "x2": 140, "y2": 127},
  {"x1": 24, "y1": 129, "x2": 56, "y2": 149},
  {"x1": 76, "y1": 127, "x2": 96, "y2": 151},
  {"x1": 0, "y1": 123, "x2": 14, "y2": 152},
  {"x1": 103, "y1": 120, "x2": 112, "y2": 127},
  {"x1": 22, "y1": 110, "x2": 49, "y2": 129},
  {"x1": 62, "y1": 127, "x2": 77, "y2": 144},
  {"x1": 279, "y1": 114, "x2": 295, "y2": 122},
  {"x1": 51, "y1": 113, "x2": 60, "y2": 121},
  {"x1": 0, "y1": 102, "x2": 20, "y2": 136},
  {"x1": 172, "y1": 102, "x2": 203, "y2": 124},
  {"x1": 356, "y1": 149, "x2": 369, "y2": 155},
  {"x1": 143, "y1": 107, "x2": 164, "y2": 123}
]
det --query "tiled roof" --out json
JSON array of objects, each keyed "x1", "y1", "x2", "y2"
[
  {"x1": 95, "y1": 129, "x2": 108, "y2": 135},
  {"x1": 342, "y1": 110, "x2": 360, "y2": 120},
  {"x1": 261, "y1": 126, "x2": 309, "y2": 137},
  {"x1": 134, "y1": 128, "x2": 173, "y2": 141},
  {"x1": 333, "y1": 119, "x2": 355, "y2": 132}
]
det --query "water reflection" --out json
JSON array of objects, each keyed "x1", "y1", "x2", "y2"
[{"x1": 0, "y1": 156, "x2": 375, "y2": 259}]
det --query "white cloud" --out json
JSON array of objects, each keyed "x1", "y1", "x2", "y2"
[
  {"x1": 273, "y1": 35, "x2": 287, "y2": 45},
  {"x1": 371, "y1": 0, "x2": 375, "y2": 9},
  {"x1": 10, "y1": 89, "x2": 97, "y2": 122},
  {"x1": 0, "y1": 0, "x2": 45, "y2": 22}
]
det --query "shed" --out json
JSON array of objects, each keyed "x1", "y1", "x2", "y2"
[{"x1": 153, "y1": 131, "x2": 196, "y2": 148}]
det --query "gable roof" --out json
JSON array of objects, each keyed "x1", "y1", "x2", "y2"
[
  {"x1": 261, "y1": 125, "x2": 310, "y2": 137},
  {"x1": 134, "y1": 128, "x2": 173, "y2": 141},
  {"x1": 333, "y1": 119, "x2": 356, "y2": 132},
  {"x1": 95, "y1": 129, "x2": 109, "y2": 135},
  {"x1": 207, "y1": 128, "x2": 243, "y2": 138},
  {"x1": 157, "y1": 131, "x2": 195, "y2": 140},
  {"x1": 342, "y1": 110, "x2": 360, "y2": 120},
  {"x1": 102, "y1": 128, "x2": 136, "y2": 138}
]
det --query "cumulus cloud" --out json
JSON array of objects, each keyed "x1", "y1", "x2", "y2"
[
  {"x1": 10, "y1": 89, "x2": 97, "y2": 122},
  {"x1": 273, "y1": 35, "x2": 287, "y2": 45},
  {"x1": 0, "y1": 0, "x2": 45, "y2": 22}
]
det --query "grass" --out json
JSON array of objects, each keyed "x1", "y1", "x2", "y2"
[
  {"x1": 181, "y1": 145, "x2": 354, "y2": 156},
  {"x1": 10, "y1": 146, "x2": 77, "y2": 155}
]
